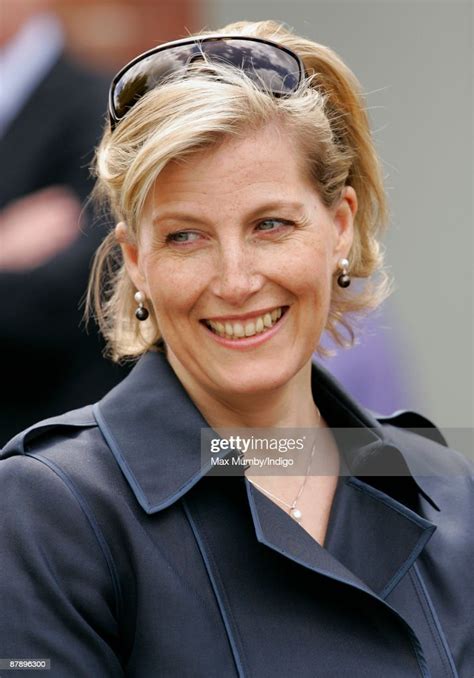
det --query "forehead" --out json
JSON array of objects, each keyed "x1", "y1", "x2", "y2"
[{"x1": 146, "y1": 123, "x2": 313, "y2": 214}]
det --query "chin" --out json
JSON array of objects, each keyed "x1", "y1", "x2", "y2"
[{"x1": 211, "y1": 360, "x2": 299, "y2": 396}]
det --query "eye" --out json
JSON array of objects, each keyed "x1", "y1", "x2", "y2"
[
  {"x1": 165, "y1": 230, "x2": 201, "y2": 244},
  {"x1": 256, "y1": 219, "x2": 293, "y2": 233}
]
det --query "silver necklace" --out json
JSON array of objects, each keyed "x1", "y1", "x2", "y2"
[{"x1": 247, "y1": 408, "x2": 320, "y2": 522}]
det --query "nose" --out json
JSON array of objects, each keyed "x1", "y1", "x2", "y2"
[{"x1": 210, "y1": 240, "x2": 264, "y2": 307}]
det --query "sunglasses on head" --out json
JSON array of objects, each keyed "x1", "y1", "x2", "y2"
[{"x1": 108, "y1": 35, "x2": 305, "y2": 130}]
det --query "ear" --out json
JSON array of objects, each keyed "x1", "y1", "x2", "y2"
[
  {"x1": 115, "y1": 222, "x2": 148, "y2": 293},
  {"x1": 331, "y1": 186, "x2": 357, "y2": 264}
]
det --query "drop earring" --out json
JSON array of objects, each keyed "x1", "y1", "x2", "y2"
[
  {"x1": 134, "y1": 291, "x2": 149, "y2": 321},
  {"x1": 336, "y1": 258, "x2": 351, "y2": 288}
]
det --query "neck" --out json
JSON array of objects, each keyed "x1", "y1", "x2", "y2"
[{"x1": 167, "y1": 352, "x2": 321, "y2": 430}]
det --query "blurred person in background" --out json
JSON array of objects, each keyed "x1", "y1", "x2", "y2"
[{"x1": 0, "y1": 0, "x2": 124, "y2": 444}]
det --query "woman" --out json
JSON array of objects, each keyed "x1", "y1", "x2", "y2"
[{"x1": 1, "y1": 20, "x2": 472, "y2": 678}]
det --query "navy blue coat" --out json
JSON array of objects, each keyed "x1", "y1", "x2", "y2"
[{"x1": 1, "y1": 351, "x2": 472, "y2": 677}]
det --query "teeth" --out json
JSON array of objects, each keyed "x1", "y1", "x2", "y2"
[
  {"x1": 233, "y1": 322, "x2": 245, "y2": 338},
  {"x1": 206, "y1": 307, "x2": 284, "y2": 340},
  {"x1": 245, "y1": 322, "x2": 255, "y2": 336}
]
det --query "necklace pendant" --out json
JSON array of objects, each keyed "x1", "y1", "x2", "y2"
[{"x1": 290, "y1": 507, "x2": 302, "y2": 521}]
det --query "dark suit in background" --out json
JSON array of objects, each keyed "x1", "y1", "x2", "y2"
[{"x1": 0, "y1": 53, "x2": 125, "y2": 445}]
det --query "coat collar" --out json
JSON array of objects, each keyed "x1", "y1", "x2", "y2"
[{"x1": 94, "y1": 350, "x2": 439, "y2": 516}]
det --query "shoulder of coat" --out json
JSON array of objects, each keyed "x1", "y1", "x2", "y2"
[
  {"x1": 370, "y1": 409, "x2": 449, "y2": 448},
  {"x1": 1, "y1": 405, "x2": 97, "y2": 460}
]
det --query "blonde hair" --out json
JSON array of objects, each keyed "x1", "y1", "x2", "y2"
[{"x1": 87, "y1": 19, "x2": 392, "y2": 362}]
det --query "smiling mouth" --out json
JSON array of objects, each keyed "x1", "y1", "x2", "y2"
[{"x1": 202, "y1": 306, "x2": 288, "y2": 340}]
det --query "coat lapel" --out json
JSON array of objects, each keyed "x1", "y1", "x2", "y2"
[
  {"x1": 245, "y1": 471, "x2": 436, "y2": 600},
  {"x1": 245, "y1": 476, "x2": 375, "y2": 597},
  {"x1": 320, "y1": 475, "x2": 436, "y2": 598}
]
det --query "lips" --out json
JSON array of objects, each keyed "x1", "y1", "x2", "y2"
[{"x1": 203, "y1": 306, "x2": 287, "y2": 340}]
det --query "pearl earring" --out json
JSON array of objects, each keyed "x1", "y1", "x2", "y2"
[
  {"x1": 134, "y1": 291, "x2": 149, "y2": 321},
  {"x1": 336, "y1": 258, "x2": 351, "y2": 288}
]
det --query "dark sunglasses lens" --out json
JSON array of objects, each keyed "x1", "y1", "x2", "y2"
[
  {"x1": 200, "y1": 40, "x2": 301, "y2": 94},
  {"x1": 113, "y1": 39, "x2": 301, "y2": 120},
  {"x1": 113, "y1": 45, "x2": 193, "y2": 119}
]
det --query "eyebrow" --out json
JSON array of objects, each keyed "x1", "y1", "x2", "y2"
[{"x1": 151, "y1": 200, "x2": 307, "y2": 226}]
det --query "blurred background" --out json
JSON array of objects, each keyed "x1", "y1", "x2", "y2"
[
  {"x1": 1, "y1": 0, "x2": 472, "y2": 447},
  {"x1": 53, "y1": 0, "x2": 200, "y2": 69}
]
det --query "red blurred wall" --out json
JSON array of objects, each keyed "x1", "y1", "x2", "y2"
[{"x1": 52, "y1": 0, "x2": 203, "y2": 72}]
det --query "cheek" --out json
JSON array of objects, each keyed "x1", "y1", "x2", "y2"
[
  {"x1": 143, "y1": 256, "x2": 209, "y2": 317},
  {"x1": 275, "y1": 240, "x2": 332, "y2": 299}
]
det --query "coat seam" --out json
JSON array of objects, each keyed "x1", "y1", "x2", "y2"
[
  {"x1": 379, "y1": 530, "x2": 433, "y2": 601},
  {"x1": 411, "y1": 564, "x2": 459, "y2": 677},
  {"x1": 119, "y1": 495, "x2": 214, "y2": 611},
  {"x1": 181, "y1": 496, "x2": 248, "y2": 678},
  {"x1": 24, "y1": 453, "x2": 124, "y2": 627},
  {"x1": 406, "y1": 631, "x2": 433, "y2": 678},
  {"x1": 409, "y1": 569, "x2": 450, "y2": 676}
]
